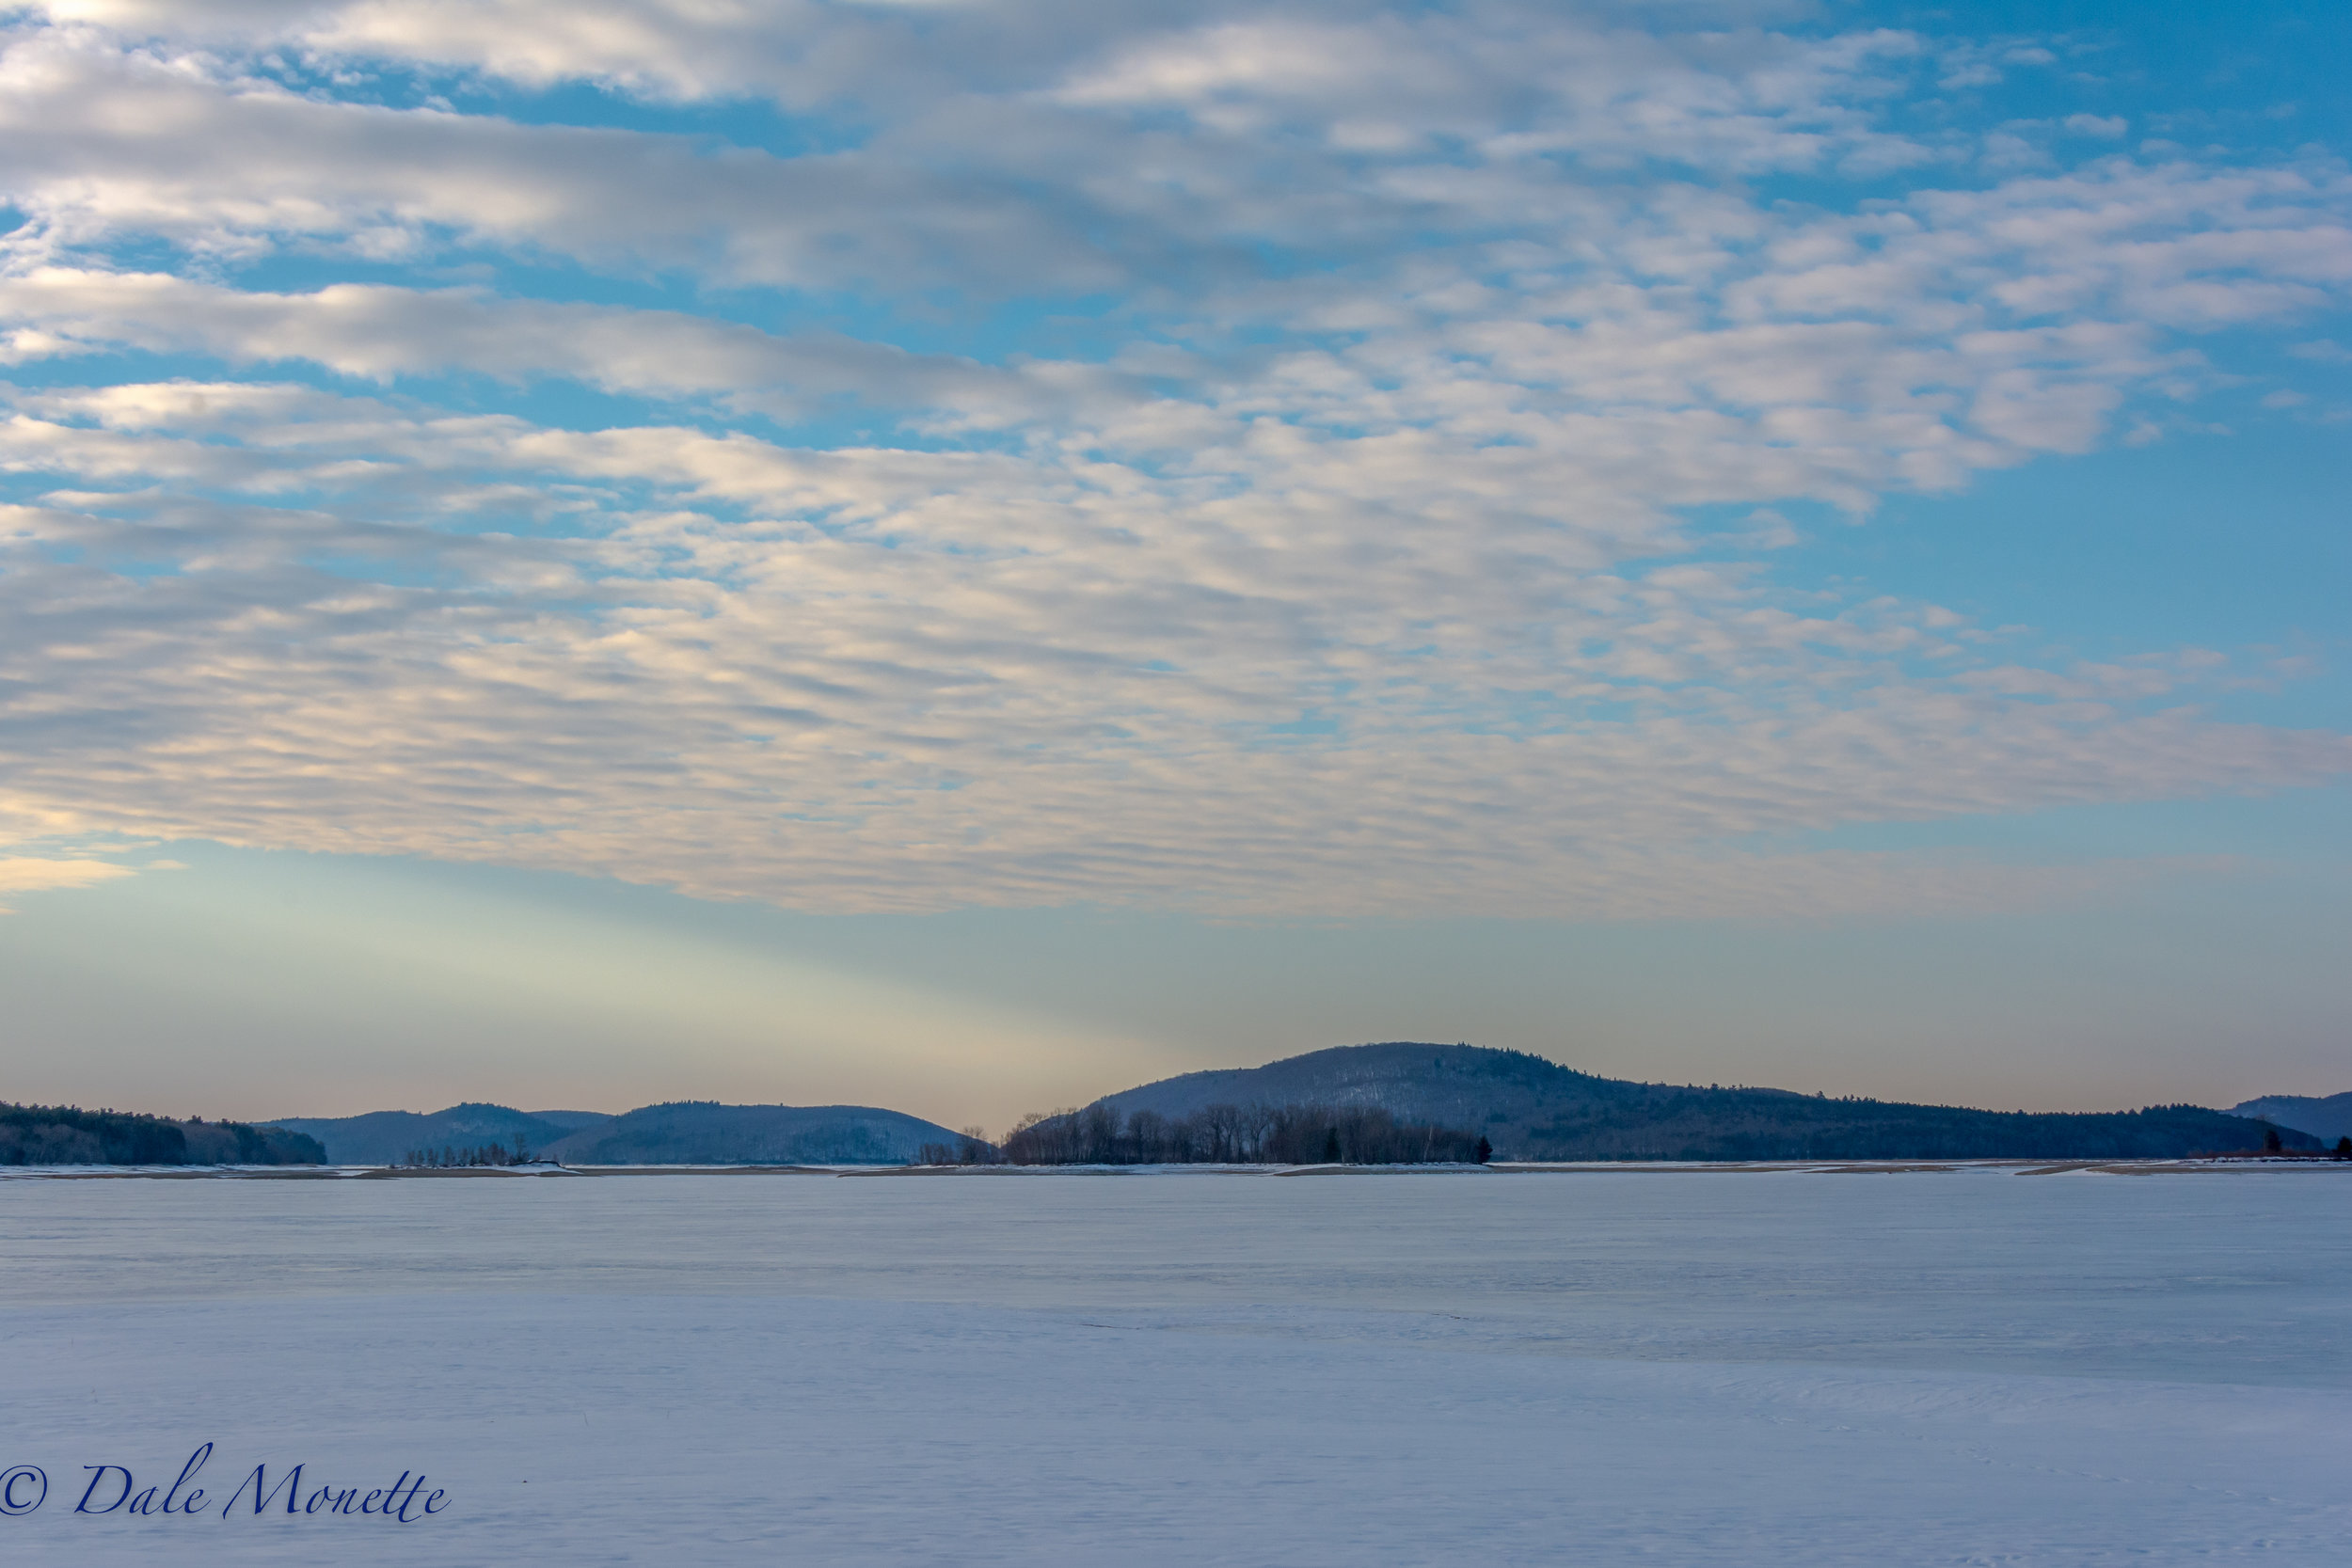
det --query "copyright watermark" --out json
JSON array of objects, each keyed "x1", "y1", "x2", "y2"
[{"x1": 0, "y1": 1445, "x2": 446, "y2": 1525}]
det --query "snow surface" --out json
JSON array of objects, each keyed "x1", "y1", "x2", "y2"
[{"x1": 2, "y1": 1165, "x2": 2347, "y2": 1564}]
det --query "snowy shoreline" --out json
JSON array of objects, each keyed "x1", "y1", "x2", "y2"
[{"x1": 4, "y1": 1156, "x2": 2348, "y2": 1180}]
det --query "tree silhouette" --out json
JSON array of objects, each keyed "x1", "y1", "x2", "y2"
[{"x1": 1001, "y1": 1101, "x2": 1486, "y2": 1165}]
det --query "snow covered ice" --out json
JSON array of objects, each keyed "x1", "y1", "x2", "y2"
[{"x1": 2, "y1": 1165, "x2": 2346, "y2": 1564}]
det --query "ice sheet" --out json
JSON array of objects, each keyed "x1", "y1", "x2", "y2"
[{"x1": 3, "y1": 1166, "x2": 2346, "y2": 1564}]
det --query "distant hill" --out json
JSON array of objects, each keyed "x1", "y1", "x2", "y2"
[
  {"x1": 522, "y1": 1109, "x2": 613, "y2": 1134},
  {"x1": 2229, "y1": 1093, "x2": 2352, "y2": 1143},
  {"x1": 1090, "y1": 1043, "x2": 2315, "y2": 1161},
  {"x1": 267, "y1": 1102, "x2": 608, "y2": 1165},
  {"x1": 1, "y1": 1103, "x2": 324, "y2": 1166},
  {"x1": 543, "y1": 1101, "x2": 974, "y2": 1165}
]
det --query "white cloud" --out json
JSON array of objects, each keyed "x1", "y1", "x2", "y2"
[
  {"x1": 0, "y1": 4, "x2": 2343, "y2": 919},
  {"x1": 0, "y1": 268, "x2": 1080, "y2": 422},
  {"x1": 0, "y1": 855, "x2": 138, "y2": 911},
  {"x1": 2064, "y1": 114, "x2": 2127, "y2": 139},
  {"x1": 1, "y1": 379, "x2": 2344, "y2": 917}
]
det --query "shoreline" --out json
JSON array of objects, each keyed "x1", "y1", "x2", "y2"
[{"x1": 5, "y1": 1156, "x2": 2349, "y2": 1180}]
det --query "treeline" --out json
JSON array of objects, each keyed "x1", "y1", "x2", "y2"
[
  {"x1": 996, "y1": 1102, "x2": 1492, "y2": 1165},
  {"x1": 0, "y1": 1103, "x2": 325, "y2": 1166},
  {"x1": 398, "y1": 1138, "x2": 534, "y2": 1167},
  {"x1": 915, "y1": 1129, "x2": 1000, "y2": 1166},
  {"x1": 1517, "y1": 1096, "x2": 2327, "y2": 1162}
]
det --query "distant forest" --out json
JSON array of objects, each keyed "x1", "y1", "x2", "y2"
[
  {"x1": 0, "y1": 1103, "x2": 326, "y2": 1165},
  {"x1": 997, "y1": 1102, "x2": 1490, "y2": 1165},
  {"x1": 1508, "y1": 1092, "x2": 2322, "y2": 1162},
  {"x1": 994, "y1": 1090, "x2": 2323, "y2": 1165}
]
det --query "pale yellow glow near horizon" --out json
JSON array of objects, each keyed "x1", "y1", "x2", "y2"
[{"x1": 0, "y1": 848, "x2": 1194, "y2": 1136}]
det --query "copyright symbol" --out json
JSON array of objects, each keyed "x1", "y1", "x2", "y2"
[{"x1": 0, "y1": 1466, "x2": 44, "y2": 1515}]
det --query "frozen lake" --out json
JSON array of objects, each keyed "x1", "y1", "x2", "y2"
[{"x1": 2, "y1": 1165, "x2": 2346, "y2": 1564}]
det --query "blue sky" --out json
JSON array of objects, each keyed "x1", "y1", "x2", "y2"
[{"x1": 0, "y1": 0, "x2": 2344, "y2": 1128}]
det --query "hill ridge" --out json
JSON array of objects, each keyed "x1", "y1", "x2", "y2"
[
  {"x1": 542, "y1": 1101, "x2": 970, "y2": 1166},
  {"x1": 273, "y1": 1100, "x2": 972, "y2": 1166},
  {"x1": 2228, "y1": 1092, "x2": 2352, "y2": 1142},
  {"x1": 1088, "y1": 1042, "x2": 2313, "y2": 1161}
]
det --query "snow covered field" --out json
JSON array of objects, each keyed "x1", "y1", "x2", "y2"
[{"x1": 2, "y1": 1166, "x2": 2346, "y2": 1565}]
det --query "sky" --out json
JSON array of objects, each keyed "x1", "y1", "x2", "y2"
[{"x1": 0, "y1": 0, "x2": 2345, "y2": 1133}]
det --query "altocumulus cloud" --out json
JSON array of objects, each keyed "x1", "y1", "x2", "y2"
[
  {"x1": 0, "y1": 854, "x2": 138, "y2": 911},
  {"x1": 0, "y1": 0, "x2": 2346, "y2": 917}
]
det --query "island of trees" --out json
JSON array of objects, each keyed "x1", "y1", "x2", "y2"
[
  {"x1": 396, "y1": 1138, "x2": 536, "y2": 1167},
  {"x1": 993, "y1": 1102, "x2": 1491, "y2": 1165}
]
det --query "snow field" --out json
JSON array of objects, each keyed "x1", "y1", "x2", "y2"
[{"x1": 2, "y1": 1166, "x2": 2345, "y2": 1565}]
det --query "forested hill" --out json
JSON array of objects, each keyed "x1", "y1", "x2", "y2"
[
  {"x1": 269, "y1": 1100, "x2": 974, "y2": 1165},
  {"x1": 542, "y1": 1101, "x2": 975, "y2": 1165},
  {"x1": 2229, "y1": 1092, "x2": 2352, "y2": 1142},
  {"x1": 268, "y1": 1102, "x2": 610, "y2": 1165},
  {"x1": 1093, "y1": 1044, "x2": 2314, "y2": 1161},
  {"x1": 0, "y1": 1103, "x2": 325, "y2": 1165}
]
